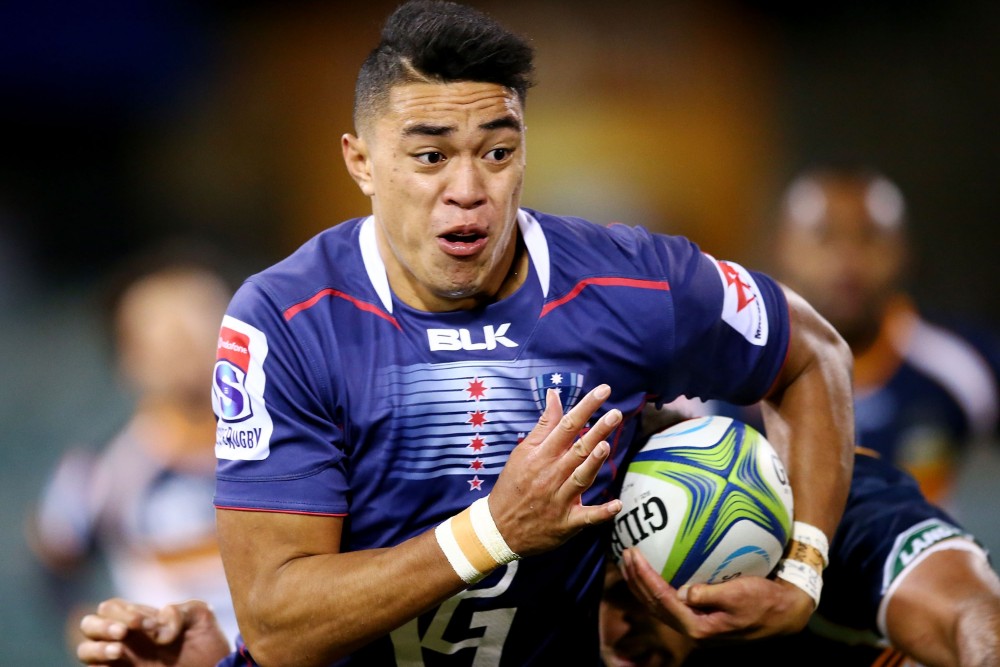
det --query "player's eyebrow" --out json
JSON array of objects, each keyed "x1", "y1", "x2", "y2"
[
  {"x1": 402, "y1": 115, "x2": 522, "y2": 138},
  {"x1": 480, "y1": 115, "x2": 522, "y2": 132},
  {"x1": 403, "y1": 123, "x2": 455, "y2": 137}
]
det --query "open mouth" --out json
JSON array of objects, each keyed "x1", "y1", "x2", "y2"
[
  {"x1": 438, "y1": 230, "x2": 488, "y2": 256},
  {"x1": 442, "y1": 231, "x2": 483, "y2": 243}
]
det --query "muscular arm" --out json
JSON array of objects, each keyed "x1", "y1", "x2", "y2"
[
  {"x1": 759, "y1": 285, "x2": 854, "y2": 542},
  {"x1": 217, "y1": 510, "x2": 462, "y2": 664},
  {"x1": 621, "y1": 285, "x2": 854, "y2": 640},
  {"x1": 885, "y1": 547, "x2": 1000, "y2": 667},
  {"x1": 218, "y1": 386, "x2": 623, "y2": 667}
]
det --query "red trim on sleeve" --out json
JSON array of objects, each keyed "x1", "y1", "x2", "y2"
[
  {"x1": 215, "y1": 504, "x2": 348, "y2": 518},
  {"x1": 283, "y1": 288, "x2": 401, "y2": 329},
  {"x1": 541, "y1": 277, "x2": 670, "y2": 317}
]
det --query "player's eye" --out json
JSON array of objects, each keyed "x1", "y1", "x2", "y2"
[
  {"x1": 415, "y1": 152, "x2": 446, "y2": 165},
  {"x1": 485, "y1": 147, "x2": 513, "y2": 162}
]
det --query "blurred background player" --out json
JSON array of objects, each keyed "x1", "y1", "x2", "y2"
[
  {"x1": 713, "y1": 163, "x2": 1000, "y2": 507},
  {"x1": 25, "y1": 243, "x2": 238, "y2": 655}
]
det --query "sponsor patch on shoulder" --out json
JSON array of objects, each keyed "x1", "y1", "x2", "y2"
[
  {"x1": 213, "y1": 315, "x2": 273, "y2": 460},
  {"x1": 881, "y1": 518, "x2": 966, "y2": 593},
  {"x1": 711, "y1": 258, "x2": 769, "y2": 346}
]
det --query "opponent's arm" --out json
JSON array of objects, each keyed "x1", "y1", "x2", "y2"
[
  {"x1": 885, "y1": 547, "x2": 1000, "y2": 667},
  {"x1": 76, "y1": 598, "x2": 229, "y2": 667},
  {"x1": 218, "y1": 386, "x2": 623, "y2": 667}
]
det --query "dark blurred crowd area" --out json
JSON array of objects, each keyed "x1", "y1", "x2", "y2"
[{"x1": 1, "y1": 0, "x2": 998, "y2": 318}]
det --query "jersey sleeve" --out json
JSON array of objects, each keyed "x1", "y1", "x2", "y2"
[
  {"x1": 212, "y1": 279, "x2": 349, "y2": 516},
  {"x1": 655, "y1": 236, "x2": 790, "y2": 406}
]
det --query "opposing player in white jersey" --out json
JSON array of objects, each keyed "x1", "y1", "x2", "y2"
[{"x1": 92, "y1": 2, "x2": 855, "y2": 666}]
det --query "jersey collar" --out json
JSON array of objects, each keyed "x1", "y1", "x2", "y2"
[{"x1": 360, "y1": 209, "x2": 550, "y2": 314}]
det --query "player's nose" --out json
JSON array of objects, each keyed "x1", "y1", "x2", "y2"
[{"x1": 444, "y1": 159, "x2": 486, "y2": 209}]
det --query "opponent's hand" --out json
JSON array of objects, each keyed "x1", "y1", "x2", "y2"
[
  {"x1": 488, "y1": 384, "x2": 623, "y2": 556},
  {"x1": 77, "y1": 598, "x2": 230, "y2": 667},
  {"x1": 621, "y1": 547, "x2": 814, "y2": 642}
]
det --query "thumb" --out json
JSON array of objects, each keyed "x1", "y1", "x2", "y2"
[
  {"x1": 676, "y1": 582, "x2": 718, "y2": 608},
  {"x1": 154, "y1": 604, "x2": 187, "y2": 644}
]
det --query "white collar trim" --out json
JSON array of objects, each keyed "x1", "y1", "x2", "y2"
[{"x1": 359, "y1": 209, "x2": 549, "y2": 314}]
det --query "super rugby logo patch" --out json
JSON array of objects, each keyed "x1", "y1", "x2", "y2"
[
  {"x1": 215, "y1": 327, "x2": 253, "y2": 421},
  {"x1": 213, "y1": 315, "x2": 273, "y2": 461},
  {"x1": 711, "y1": 258, "x2": 768, "y2": 347}
]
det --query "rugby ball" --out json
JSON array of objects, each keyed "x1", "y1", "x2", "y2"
[{"x1": 610, "y1": 416, "x2": 794, "y2": 587}]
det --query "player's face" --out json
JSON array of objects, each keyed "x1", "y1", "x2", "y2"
[
  {"x1": 346, "y1": 81, "x2": 526, "y2": 312},
  {"x1": 599, "y1": 564, "x2": 692, "y2": 667},
  {"x1": 776, "y1": 177, "x2": 906, "y2": 347}
]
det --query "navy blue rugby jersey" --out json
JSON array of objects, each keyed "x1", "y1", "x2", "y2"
[
  {"x1": 815, "y1": 449, "x2": 984, "y2": 645},
  {"x1": 211, "y1": 209, "x2": 791, "y2": 666}
]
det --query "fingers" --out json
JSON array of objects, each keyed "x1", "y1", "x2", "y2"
[
  {"x1": 519, "y1": 388, "x2": 567, "y2": 447},
  {"x1": 77, "y1": 637, "x2": 123, "y2": 665},
  {"x1": 571, "y1": 405, "x2": 622, "y2": 457},
  {"x1": 77, "y1": 598, "x2": 191, "y2": 666},
  {"x1": 621, "y1": 548, "x2": 699, "y2": 633},
  {"x1": 561, "y1": 410, "x2": 620, "y2": 492},
  {"x1": 94, "y1": 598, "x2": 160, "y2": 631},
  {"x1": 531, "y1": 384, "x2": 610, "y2": 452},
  {"x1": 161, "y1": 599, "x2": 219, "y2": 644},
  {"x1": 154, "y1": 603, "x2": 187, "y2": 645}
]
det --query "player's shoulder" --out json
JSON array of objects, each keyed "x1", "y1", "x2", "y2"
[
  {"x1": 235, "y1": 217, "x2": 370, "y2": 311},
  {"x1": 525, "y1": 208, "x2": 700, "y2": 274}
]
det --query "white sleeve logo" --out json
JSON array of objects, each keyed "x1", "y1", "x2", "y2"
[
  {"x1": 213, "y1": 315, "x2": 273, "y2": 460},
  {"x1": 711, "y1": 258, "x2": 769, "y2": 347}
]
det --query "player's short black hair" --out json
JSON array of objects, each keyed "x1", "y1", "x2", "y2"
[{"x1": 354, "y1": 0, "x2": 535, "y2": 132}]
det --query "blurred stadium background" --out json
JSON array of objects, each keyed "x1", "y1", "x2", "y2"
[{"x1": 1, "y1": 1, "x2": 998, "y2": 663}]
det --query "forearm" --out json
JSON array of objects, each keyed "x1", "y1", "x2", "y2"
[
  {"x1": 954, "y1": 603, "x2": 1000, "y2": 667},
  {"x1": 761, "y1": 364, "x2": 853, "y2": 539},
  {"x1": 219, "y1": 387, "x2": 621, "y2": 667},
  {"x1": 219, "y1": 512, "x2": 469, "y2": 667},
  {"x1": 762, "y1": 288, "x2": 854, "y2": 540},
  {"x1": 887, "y1": 548, "x2": 1000, "y2": 667}
]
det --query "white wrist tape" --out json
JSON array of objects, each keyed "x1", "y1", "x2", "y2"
[
  {"x1": 775, "y1": 557, "x2": 823, "y2": 607},
  {"x1": 435, "y1": 496, "x2": 520, "y2": 585},
  {"x1": 791, "y1": 521, "x2": 830, "y2": 567}
]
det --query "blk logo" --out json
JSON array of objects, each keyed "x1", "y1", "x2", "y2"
[{"x1": 427, "y1": 323, "x2": 518, "y2": 351}]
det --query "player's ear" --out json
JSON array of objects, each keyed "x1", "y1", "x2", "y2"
[{"x1": 342, "y1": 133, "x2": 374, "y2": 197}]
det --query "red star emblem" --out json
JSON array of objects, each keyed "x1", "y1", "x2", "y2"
[
  {"x1": 467, "y1": 377, "x2": 487, "y2": 401},
  {"x1": 468, "y1": 476, "x2": 484, "y2": 491},
  {"x1": 719, "y1": 261, "x2": 756, "y2": 312},
  {"x1": 469, "y1": 458, "x2": 484, "y2": 471},
  {"x1": 469, "y1": 435, "x2": 487, "y2": 452},
  {"x1": 467, "y1": 410, "x2": 489, "y2": 428}
]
